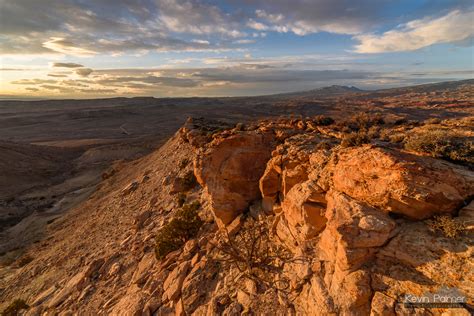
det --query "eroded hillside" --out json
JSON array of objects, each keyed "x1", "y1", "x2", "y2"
[{"x1": 1, "y1": 112, "x2": 473, "y2": 315}]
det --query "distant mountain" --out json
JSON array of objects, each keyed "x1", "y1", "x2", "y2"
[
  {"x1": 270, "y1": 84, "x2": 364, "y2": 98},
  {"x1": 309, "y1": 85, "x2": 363, "y2": 94}
]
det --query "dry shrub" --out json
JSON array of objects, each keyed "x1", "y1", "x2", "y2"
[
  {"x1": 1, "y1": 299, "x2": 29, "y2": 316},
  {"x1": 426, "y1": 215, "x2": 466, "y2": 239},
  {"x1": 312, "y1": 115, "x2": 335, "y2": 126},
  {"x1": 389, "y1": 134, "x2": 405, "y2": 143},
  {"x1": 341, "y1": 130, "x2": 371, "y2": 147},
  {"x1": 212, "y1": 218, "x2": 293, "y2": 291},
  {"x1": 339, "y1": 112, "x2": 385, "y2": 132},
  {"x1": 179, "y1": 158, "x2": 190, "y2": 169},
  {"x1": 155, "y1": 201, "x2": 202, "y2": 259},
  {"x1": 181, "y1": 171, "x2": 198, "y2": 191},
  {"x1": 404, "y1": 130, "x2": 473, "y2": 165},
  {"x1": 16, "y1": 255, "x2": 33, "y2": 268},
  {"x1": 176, "y1": 192, "x2": 187, "y2": 207},
  {"x1": 424, "y1": 118, "x2": 442, "y2": 125}
]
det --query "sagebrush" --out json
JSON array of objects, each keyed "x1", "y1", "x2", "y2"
[
  {"x1": 426, "y1": 215, "x2": 466, "y2": 239},
  {"x1": 155, "y1": 201, "x2": 203, "y2": 259},
  {"x1": 404, "y1": 130, "x2": 474, "y2": 165}
]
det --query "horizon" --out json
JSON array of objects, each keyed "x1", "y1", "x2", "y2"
[
  {"x1": 1, "y1": 0, "x2": 473, "y2": 98},
  {"x1": 0, "y1": 78, "x2": 472, "y2": 102}
]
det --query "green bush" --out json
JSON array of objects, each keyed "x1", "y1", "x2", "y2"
[
  {"x1": 1, "y1": 299, "x2": 29, "y2": 316},
  {"x1": 404, "y1": 130, "x2": 474, "y2": 164},
  {"x1": 155, "y1": 201, "x2": 203, "y2": 260}
]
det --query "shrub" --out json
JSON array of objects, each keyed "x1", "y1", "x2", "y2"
[
  {"x1": 367, "y1": 126, "x2": 380, "y2": 139},
  {"x1": 394, "y1": 118, "x2": 408, "y2": 125},
  {"x1": 16, "y1": 255, "x2": 33, "y2": 267},
  {"x1": 1, "y1": 299, "x2": 29, "y2": 316},
  {"x1": 424, "y1": 118, "x2": 441, "y2": 125},
  {"x1": 426, "y1": 215, "x2": 466, "y2": 239},
  {"x1": 404, "y1": 130, "x2": 474, "y2": 164},
  {"x1": 212, "y1": 218, "x2": 293, "y2": 291},
  {"x1": 235, "y1": 122, "x2": 244, "y2": 131},
  {"x1": 182, "y1": 171, "x2": 198, "y2": 191},
  {"x1": 315, "y1": 140, "x2": 332, "y2": 150},
  {"x1": 389, "y1": 134, "x2": 405, "y2": 143},
  {"x1": 179, "y1": 158, "x2": 189, "y2": 169},
  {"x1": 176, "y1": 192, "x2": 187, "y2": 207},
  {"x1": 347, "y1": 113, "x2": 384, "y2": 131},
  {"x1": 155, "y1": 201, "x2": 203, "y2": 260},
  {"x1": 312, "y1": 115, "x2": 335, "y2": 126},
  {"x1": 341, "y1": 130, "x2": 370, "y2": 147}
]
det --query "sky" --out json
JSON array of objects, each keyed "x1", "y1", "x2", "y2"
[{"x1": 0, "y1": 0, "x2": 473, "y2": 98}]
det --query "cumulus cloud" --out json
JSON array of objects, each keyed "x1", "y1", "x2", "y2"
[{"x1": 354, "y1": 10, "x2": 474, "y2": 53}]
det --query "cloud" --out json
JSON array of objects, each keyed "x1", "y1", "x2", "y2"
[
  {"x1": 52, "y1": 62, "x2": 84, "y2": 68},
  {"x1": 0, "y1": 0, "x2": 241, "y2": 56},
  {"x1": 48, "y1": 73, "x2": 69, "y2": 78},
  {"x1": 233, "y1": 39, "x2": 256, "y2": 44},
  {"x1": 12, "y1": 79, "x2": 57, "y2": 85},
  {"x1": 95, "y1": 75, "x2": 199, "y2": 87},
  {"x1": 157, "y1": 0, "x2": 245, "y2": 37},
  {"x1": 1, "y1": 0, "x2": 471, "y2": 58},
  {"x1": 246, "y1": 0, "x2": 380, "y2": 36},
  {"x1": 354, "y1": 10, "x2": 474, "y2": 53},
  {"x1": 43, "y1": 37, "x2": 97, "y2": 56},
  {"x1": 75, "y1": 68, "x2": 94, "y2": 77}
]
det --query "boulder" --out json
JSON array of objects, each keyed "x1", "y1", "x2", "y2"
[
  {"x1": 162, "y1": 260, "x2": 191, "y2": 302},
  {"x1": 330, "y1": 145, "x2": 474, "y2": 219},
  {"x1": 110, "y1": 287, "x2": 146, "y2": 316},
  {"x1": 281, "y1": 180, "x2": 327, "y2": 241},
  {"x1": 131, "y1": 253, "x2": 155, "y2": 285},
  {"x1": 319, "y1": 191, "x2": 395, "y2": 271},
  {"x1": 195, "y1": 131, "x2": 275, "y2": 226}
]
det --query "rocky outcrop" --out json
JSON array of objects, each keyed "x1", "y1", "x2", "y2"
[
  {"x1": 4, "y1": 117, "x2": 473, "y2": 316},
  {"x1": 257, "y1": 130, "x2": 473, "y2": 315},
  {"x1": 194, "y1": 130, "x2": 276, "y2": 226},
  {"x1": 328, "y1": 145, "x2": 474, "y2": 219}
]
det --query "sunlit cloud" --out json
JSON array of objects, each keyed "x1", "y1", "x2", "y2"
[
  {"x1": 355, "y1": 10, "x2": 474, "y2": 53},
  {"x1": 42, "y1": 37, "x2": 97, "y2": 56}
]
